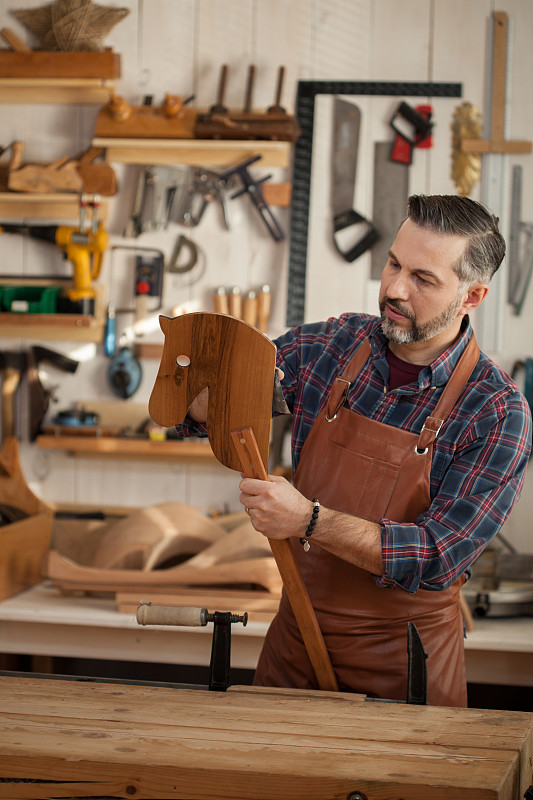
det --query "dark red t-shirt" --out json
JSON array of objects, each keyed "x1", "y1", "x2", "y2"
[{"x1": 386, "y1": 348, "x2": 424, "y2": 390}]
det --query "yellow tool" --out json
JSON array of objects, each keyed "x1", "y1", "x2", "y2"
[{"x1": 0, "y1": 194, "x2": 108, "y2": 314}]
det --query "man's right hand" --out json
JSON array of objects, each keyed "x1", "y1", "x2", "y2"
[{"x1": 187, "y1": 387, "x2": 208, "y2": 422}]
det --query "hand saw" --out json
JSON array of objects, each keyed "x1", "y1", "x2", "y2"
[{"x1": 331, "y1": 98, "x2": 379, "y2": 262}]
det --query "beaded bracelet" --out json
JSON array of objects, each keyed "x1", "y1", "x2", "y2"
[{"x1": 300, "y1": 498, "x2": 320, "y2": 552}]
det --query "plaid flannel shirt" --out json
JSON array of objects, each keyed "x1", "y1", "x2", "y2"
[{"x1": 273, "y1": 313, "x2": 532, "y2": 593}]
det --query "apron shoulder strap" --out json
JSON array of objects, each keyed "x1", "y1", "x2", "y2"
[
  {"x1": 325, "y1": 339, "x2": 372, "y2": 421},
  {"x1": 417, "y1": 333, "x2": 480, "y2": 452}
]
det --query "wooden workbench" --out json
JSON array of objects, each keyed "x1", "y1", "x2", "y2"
[{"x1": 1, "y1": 675, "x2": 532, "y2": 799}]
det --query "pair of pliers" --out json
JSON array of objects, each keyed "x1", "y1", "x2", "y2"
[{"x1": 180, "y1": 168, "x2": 231, "y2": 229}]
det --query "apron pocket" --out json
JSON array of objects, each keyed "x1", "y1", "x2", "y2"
[{"x1": 325, "y1": 441, "x2": 400, "y2": 521}]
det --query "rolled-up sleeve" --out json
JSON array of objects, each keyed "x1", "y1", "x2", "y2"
[{"x1": 377, "y1": 389, "x2": 532, "y2": 593}]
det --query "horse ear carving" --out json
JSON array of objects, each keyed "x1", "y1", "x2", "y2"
[{"x1": 159, "y1": 315, "x2": 172, "y2": 335}]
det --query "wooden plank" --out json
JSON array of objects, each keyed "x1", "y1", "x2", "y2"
[
  {"x1": 115, "y1": 586, "x2": 280, "y2": 623},
  {"x1": 92, "y1": 137, "x2": 291, "y2": 167},
  {"x1": 460, "y1": 138, "x2": 532, "y2": 154},
  {"x1": 0, "y1": 192, "x2": 108, "y2": 220},
  {"x1": 0, "y1": 50, "x2": 121, "y2": 79},
  {"x1": 263, "y1": 181, "x2": 291, "y2": 206},
  {"x1": 0, "y1": 676, "x2": 531, "y2": 799},
  {"x1": 0, "y1": 313, "x2": 104, "y2": 342},
  {"x1": 491, "y1": 11, "x2": 507, "y2": 143},
  {"x1": 0, "y1": 79, "x2": 114, "y2": 104},
  {"x1": 37, "y1": 435, "x2": 216, "y2": 461}
]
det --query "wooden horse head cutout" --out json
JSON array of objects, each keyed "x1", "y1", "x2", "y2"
[
  {"x1": 150, "y1": 312, "x2": 339, "y2": 692},
  {"x1": 149, "y1": 313, "x2": 276, "y2": 472}
]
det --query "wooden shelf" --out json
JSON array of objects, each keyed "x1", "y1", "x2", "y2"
[
  {"x1": 92, "y1": 137, "x2": 292, "y2": 167},
  {"x1": 0, "y1": 78, "x2": 114, "y2": 104},
  {"x1": 0, "y1": 312, "x2": 104, "y2": 342},
  {"x1": 37, "y1": 435, "x2": 217, "y2": 462},
  {"x1": 0, "y1": 193, "x2": 108, "y2": 220}
]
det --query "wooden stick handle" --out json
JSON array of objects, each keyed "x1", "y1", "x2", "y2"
[{"x1": 231, "y1": 426, "x2": 339, "y2": 692}]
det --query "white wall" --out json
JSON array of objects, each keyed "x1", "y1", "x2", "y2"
[{"x1": 0, "y1": 0, "x2": 531, "y2": 551}]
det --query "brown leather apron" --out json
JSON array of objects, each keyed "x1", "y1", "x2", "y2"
[{"x1": 254, "y1": 334, "x2": 480, "y2": 706}]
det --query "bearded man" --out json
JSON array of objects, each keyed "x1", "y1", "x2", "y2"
[{"x1": 184, "y1": 194, "x2": 532, "y2": 706}]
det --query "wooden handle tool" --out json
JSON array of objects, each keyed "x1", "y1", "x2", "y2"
[
  {"x1": 214, "y1": 286, "x2": 229, "y2": 314},
  {"x1": 257, "y1": 284, "x2": 271, "y2": 332},
  {"x1": 243, "y1": 290, "x2": 257, "y2": 326},
  {"x1": 231, "y1": 426, "x2": 339, "y2": 692},
  {"x1": 228, "y1": 286, "x2": 242, "y2": 319}
]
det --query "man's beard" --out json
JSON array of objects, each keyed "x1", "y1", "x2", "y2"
[{"x1": 379, "y1": 294, "x2": 463, "y2": 344}]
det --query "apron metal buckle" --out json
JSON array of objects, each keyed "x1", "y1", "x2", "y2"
[
  {"x1": 325, "y1": 378, "x2": 351, "y2": 422},
  {"x1": 415, "y1": 416, "x2": 444, "y2": 454}
]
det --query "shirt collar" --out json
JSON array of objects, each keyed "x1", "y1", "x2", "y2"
[{"x1": 369, "y1": 316, "x2": 474, "y2": 389}]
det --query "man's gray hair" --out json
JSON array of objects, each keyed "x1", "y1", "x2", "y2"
[{"x1": 406, "y1": 194, "x2": 506, "y2": 284}]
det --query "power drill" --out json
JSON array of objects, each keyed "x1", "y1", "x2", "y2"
[{"x1": 0, "y1": 195, "x2": 108, "y2": 315}]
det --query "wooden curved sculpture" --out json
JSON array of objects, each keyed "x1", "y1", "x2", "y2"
[
  {"x1": 46, "y1": 549, "x2": 283, "y2": 595},
  {"x1": 90, "y1": 503, "x2": 227, "y2": 570},
  {"x1": 46, "y1": 503, "x2": 279, "y2": 592}
]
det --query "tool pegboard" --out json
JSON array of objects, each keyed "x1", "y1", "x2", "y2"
[{"x1": 287, "y1": 80, "x2": 463, "y2": 328}]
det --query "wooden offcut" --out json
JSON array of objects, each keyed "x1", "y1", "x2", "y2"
[{"x1": 0, "y1": 675, "x2": 532, "y2": 799}]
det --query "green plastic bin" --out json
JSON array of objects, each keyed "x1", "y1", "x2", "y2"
[{"x1": 0, "y1": 285, "x2": 62, "y2": 314}]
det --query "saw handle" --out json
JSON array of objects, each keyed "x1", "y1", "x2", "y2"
[
  {"x1": 333, "y1": 209, "x2": 380, "y2": 263},
  {"x1": 230, "y1": 426, "x2": 339, "y2": 692}
]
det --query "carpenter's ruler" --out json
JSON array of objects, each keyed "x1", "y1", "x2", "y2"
[
  {"x1": 286, "y1": 80, "x2": 463, "y2": 327},
  {"x1": 471, "y1": 12, "x2": 531, "y2": 351}
]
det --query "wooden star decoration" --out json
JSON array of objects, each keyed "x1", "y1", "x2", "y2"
[{"x1": 12, "y1": 0, "x2": 130, "y2": 52}]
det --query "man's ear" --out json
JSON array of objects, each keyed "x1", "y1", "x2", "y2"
[{"x1": 460, "y1": 283, "x2": 489, "y2": 314}]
